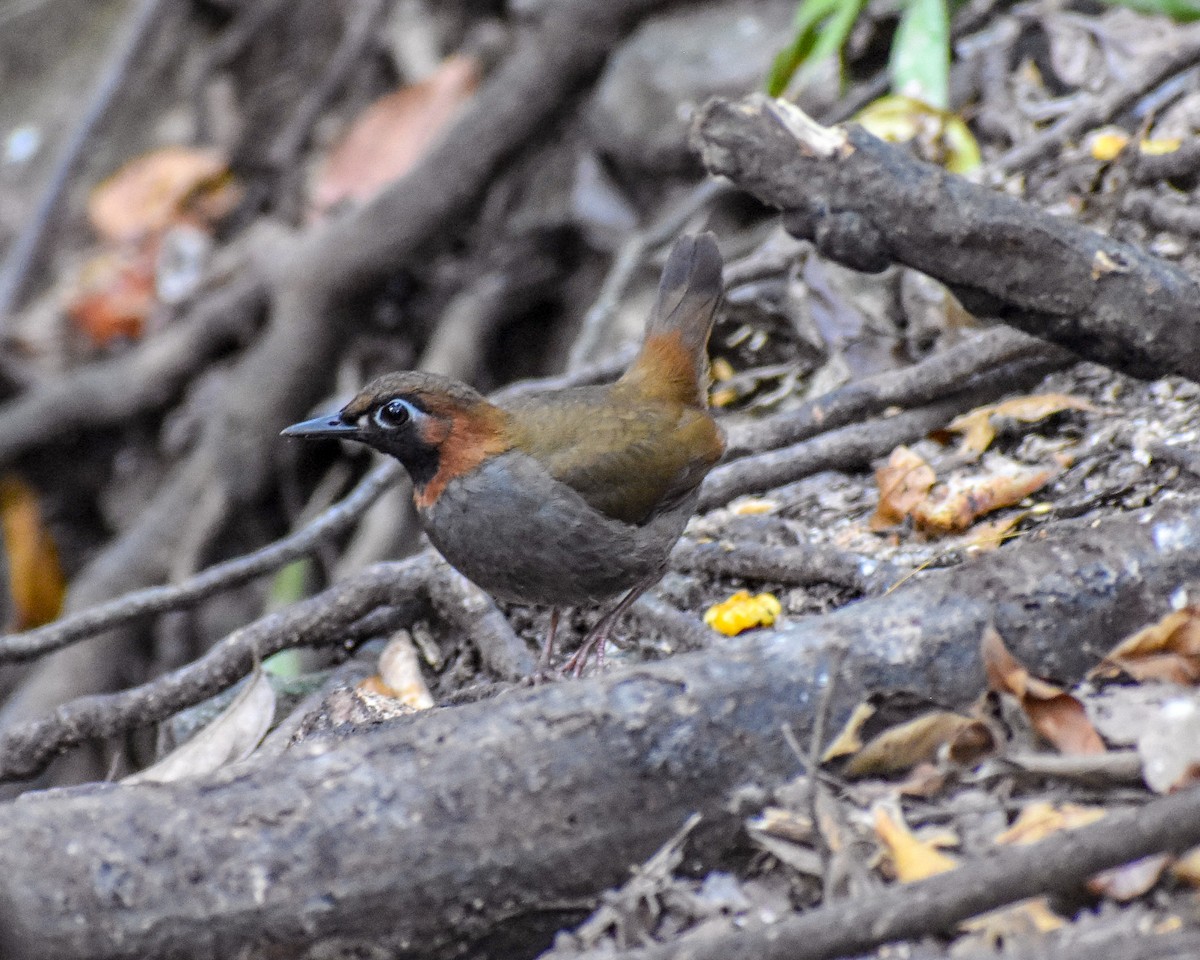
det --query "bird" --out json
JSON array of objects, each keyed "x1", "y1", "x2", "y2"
[{"x1": 283, "y1": 232, "x2": 725, "y2": 675}]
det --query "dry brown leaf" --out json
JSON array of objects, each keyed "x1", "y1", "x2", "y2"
[
  {"x1": 964, "y1": 512, "x2": 1026, "y2": 553},
  {"x1": 872, "y1": 446, "x2": 936, "y2": 530},
  {"x1": 822, "y1": 700, "x2": 876, "y2": 762},
  {"x1": 312, "y1": 55, "x2": 479, "y2": 215},
  {"x1": 1093, "y1": 606, "x2": 1200, "y2": 684},
  {"x1": 66, "y1": 245, "x2": 157, "y2": 345},
  {"x1": 0, "y1": 475, "x2": 65, "y2": 630},
  {"x1": 874, "y1": 804, "x2": 959, "y2": 882},
  {"x1": 1171, "y1": 846, "x2": 1200, "y2": 885},
  {"x1": 959, "y1": 899, "x2": 1064, "y2": 939},
  {"x1": 982, "y1": 627, "x2": 1106, "y2": 755},
  {"x1": 994, "y1": 802, "x2": 1106, "y2": 845},
  {"x1": 912, "y1": 461, "x2": 1053, "y2": 534},
  {"x1": 844, "y1": 711, "x2": 994, "y2": 778},
  {"x1": 359, "y1": 631, "x2": 434, "y2": 709},
  {"x1": 88, "y1": 146, "x2": 230, "y2": 243},
  {"x1": 947, "y1": 394, "x2": 1095, "y2": 458}
]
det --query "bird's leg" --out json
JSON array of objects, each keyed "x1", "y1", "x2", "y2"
[
  {"x1": 564, "y1": 579, "x2": 654, "y2": 678},
  {"x1": 537, "y1": 608, "x2": 560, "y2": 679}
]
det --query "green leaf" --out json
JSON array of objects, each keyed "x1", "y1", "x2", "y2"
[
  {"x1": 890, "y1": 0, "x2": 950, "y2": 109},
  {"x1": 767, "y1": 0, "x2": 867, "y2": 96},
  {"x1": 1099, "y1": 0, "x2": 1200, "y2": 18}
]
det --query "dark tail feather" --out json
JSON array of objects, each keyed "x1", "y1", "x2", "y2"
[{"x1": 626, "y1": 232, "x2": 723, "y2": 405}]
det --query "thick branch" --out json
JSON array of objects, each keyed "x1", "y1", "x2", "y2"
[{"x1": 692, "y1": 95, "x2": 1200, "y2": 383}]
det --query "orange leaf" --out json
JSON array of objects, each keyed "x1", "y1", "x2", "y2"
[
  {"x1": 312, "y1": 55, "x2": 479, "y2": 215},
  {"x1": 0, "y1": 476, "x2": 65, "y2": 630},
  {"x1": 981, "y1": 627, "x2": 1106, "y2": 755},
  {"x1": 947, "y1": 394, "x2": 1095, "y2": 458},
  {"x1": 874, "y1": 804, "x2": 960, "y2": 882},
  {"x1": 66, "y1": 245, "x2": 157, "y2": 345},
  {"x1": 88, "y1": 146, "x2": 230, "y2": 243},
  {"x1": 913, "y1": 462, "x2": 1053, "y2": 534},
  {"x1": 1094, "y1": 607, "x2": 1200, "y2": 684},
  {"x1": 872, "y1": 446, "x2": 936, "y2": 530}
]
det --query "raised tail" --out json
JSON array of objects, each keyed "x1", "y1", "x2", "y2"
[{"x1": 621, "y1": 232, "x2": 724, "y2": 407}]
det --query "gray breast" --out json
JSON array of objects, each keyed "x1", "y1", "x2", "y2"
[{"x1": 420, "y1": 451, "x2": 696, "y2": 607}]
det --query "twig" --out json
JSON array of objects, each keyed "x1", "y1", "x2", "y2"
[
  {"x1": 699, "y1": 399, "x2": 966, "y2": 512},
  {"x1": 0, "y1": 461, "x2": 401, "y2": 663},
  {"x1": 0, "y1": 0, "x2": 175, "y2": 323},
  {"x1": 426, "y1": 565, "x2": 535, "y2": 679},
  {"x1": 628, "y1": 592, "x2": 710, "y2": 652},
  {"x1": 722, "y1": 328, "x2": 1068, "y2": 459},
  {"x1": 0, "y1": 556, "x2": 432, "y2": 782},
  {"x1": 996, "y1": 35, "x2": 1200, "y2": 172},
  {"x1": 604, "y1": 786, "x2": 1200, "y2": 960},
  {"x1": 567, "y1": 179, "x2": 732, "y2": 371},
  {"x1": 1132, "y1": 138, "x2": 1200, "y2": 183},
  {"x1": 670, "y1": 539, "x2": 869, "y2": 592}
]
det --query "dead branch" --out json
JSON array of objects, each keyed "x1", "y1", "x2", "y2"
[
  {"x1": 597, "y1": 787, "x2": 1200, "y2": 960},
  {"x1": 0, "y1": 461, "x2": 400, "y2": 663},
  {"x1": 692, "y1": 94, "x2": 1200, "y2": 383},
  {"x1": 0, "y1": 555, "x2": 431, "y2": 782},
  {"x1": 670, "y1": 539, "x2": 871, "y2": 592},
  {"x1": 700, "y1": 397, "x2": 973, "y2": 511},
  {"x1": 722, "y1": 327, "x2": 1068, "y2": 459},
  {"x1": 3, "y1": 498, "x2": 1199, "y2": 956}
]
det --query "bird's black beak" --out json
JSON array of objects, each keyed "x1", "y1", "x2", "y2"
[{"x1": 281, "y1": 414, "x2": 360, "y2": 439}]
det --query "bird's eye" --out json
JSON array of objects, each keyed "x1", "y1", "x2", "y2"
[{"x1": 374, "y1": 398, "x2": 413, "y2": 430}]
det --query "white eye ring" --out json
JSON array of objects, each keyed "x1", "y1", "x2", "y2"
[{"x1": 374, "y1": 398, "x2": 413, "y2": 430}]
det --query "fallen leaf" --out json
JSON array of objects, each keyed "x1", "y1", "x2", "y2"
[
  {"x1": 1171, "y1": 846, "x2": 1200, "y2": 885},
  {"x1": 914, "y1": 458, "x2": 1053, "y2": 534},
  {"x1": 88, "y1": 146, "x2": 230, "y2": 243},
  {"x1": 964, "y1": 512, "x2": 1026, "y2": 553},
  {"x1": 0, "y1": 476, "x2": 65, "y2": 630},
  {"x1": 703, "y1": 591, "x2": 782, "y2": 636},
  {"x1": 872, "y1": 446, "x2": 936, "y2": 530},
  {"x1": 125, "y1": 668, "x2": 276, "y2": 783},
  {"x1": 982, "y1": 627, "x2": 1106, "y2": 755},
  {"x1": 312, "y1": 55, "x2": 479, "y2": 215},
  {"x1": 959, "y1": 899, "x2": 1064, "y2": 939},
  {"x1": 359, "y1": 631, "x2": 434, "y2": 710},
  {"x1": 874, "y1": 803, "x2": 959, "y2": 882},
  {"x1": 845, "y1": 710, "x2": 994, "y2": 778},
  {"x1": 1088, "y1": 854, "x2": 1170, "y2": 901},
  {"x1": 994, "y1": 802, "x2": 1106, "y2": 845},
  {"x1": 66, "y1": 245, "x2": 157, "y2": 345},
  {"x1": 1093, "y1": 606, "x2": 1200, "y2": 684},
  {"x1": 1087, "y1": 128, "x2": 1129, "y2": 161},
  {"x1": 946, "y1": 394, "x2": 1095, "y2": 458},
  {"x1": 746, "y1": 808, "x2": 823, "y2": 876},
  {"x1": 729, "y1": 497, "x2": 779, "y2": 516},
  {"x1": 822, "y1": 700, "x2": 876, "y2": 762}
]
